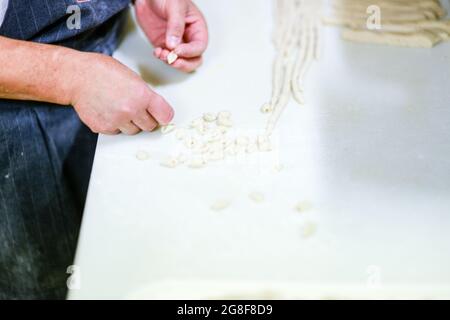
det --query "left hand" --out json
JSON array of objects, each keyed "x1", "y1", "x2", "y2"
[{"x1": 135, "y1": 0, "x2": 209, "y2": 73}]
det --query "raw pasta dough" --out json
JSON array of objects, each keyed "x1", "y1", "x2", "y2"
[
  {"x1": 325, "y1": 0, "x2": 450, "y2": 48},
  {"x1": 155, "y1": 0, "x2": 323, "y2": 169},
  {"x1": 263, "y1": 0, "x2": 322, "y2": 136}
]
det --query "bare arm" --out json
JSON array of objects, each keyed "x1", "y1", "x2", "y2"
[
  {"x1": 0, "y1": 36, "x2": 174, "y2": 135},
  {"x1": 0, "y1": 36, "x2": 76, "y2": 104}
]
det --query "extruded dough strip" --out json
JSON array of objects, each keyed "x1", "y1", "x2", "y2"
[
  {"x1": 265, "y1": 0, "x2": 322, "y2": 136},
  {"x1": 342, "y1": 28, "x2": 442, "y2": 48},
  {"x1": 325, "y1": 18, "x2": 450, "y2": 34},
  {"x1": 297, "y1": 19, "x2": 316, "y2": 92},
  {"x1": 268, "y1": 5, "x2": 295, "y2": 111},
  {"x1": 266, "y1": 3, "x2": 299, "y2": 112},
  {"x1": 265, "y1": 0, "x2": 305, "y2": 134},
  {"x1": 266, "y1": 44, "x2": 296, "y2": 136},
  {"x1": 313, "y1": 17, "x2": 321, "y2": 60},
  {"x1": 291, "y1": 19, "x2": 309, "y2": 104},
  {"x1": 335, "y1": 0, "x2": 446, "y2": 17},
  {"x1": 327, "y1": 0, "x2": 449, "y2": 48},
  {"x1": 292, "y1": 17, "x2": 316, "y2": 104},
  {"x1": 331, "y1": 3, "x2": 445, "y2": 19},
  {"x1": 330, "y1": 10, "x2": 436, "y2": 23}
]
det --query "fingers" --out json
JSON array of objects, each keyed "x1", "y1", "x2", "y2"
[
  {"x1": 133, "y1": 110, "x2": 159, "y2": 132},
  {"x1": 157, "y1": 49, "x2": 203, "y2": 72},
  {"x1": 158, "y1": 48, "x2": 171, "y2": 61},
  {"x1": 147, "y1": 92, "x2": 174, "y2": 125},
  {"x1": 175, "y1": 40, "x2": 208, "y2": 59},
  {"x1": 174, "y1": 2, "x2": 208, "y2": 58},
  {"x1": 174, "y1": 18, "x2": 208, "y2": 59},
  {"x1": 119, "y1": 122, "x2": 141, "y2": 135},
  {"x1": 102, "y1": 128, "x2": 121, "y2": 135},
  {"x1": 166, "y1": 0, "x2": 188, "y2": 50},
  {"x1": 114, "y1": 89, "x2": 173, "y2": 135},
  {"x1": 152, "y1": 0, "x2": 207, "y2": 64},
  {"x1": 153, "y1": 47, "x2": 163, "y2": 59},
  {"x1": 117, "y1": 105, "x2": 171, "y2": 135},
  {"x1": 171, "y1": 56, "x2": 203, "y2": 73}
]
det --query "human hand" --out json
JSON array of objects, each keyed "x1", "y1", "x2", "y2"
[
  {"x1": 70, "y1": 52, "x2": 174, "y2": 135},
  {"x1": 135, "y1": 0, "x2": 209, "y2": 73}
]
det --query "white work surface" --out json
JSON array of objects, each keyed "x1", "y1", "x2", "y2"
[{"x1": 69, "y1": 0, "x2": 450, "y2": 299}]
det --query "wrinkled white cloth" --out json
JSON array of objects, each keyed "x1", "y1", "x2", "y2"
[{"x1": 0, "y1": 0, "x2": 8, "y2": 27}]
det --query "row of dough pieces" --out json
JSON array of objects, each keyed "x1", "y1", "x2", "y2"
[
  {"x1": 158, "y1": 111, "x2": 274, "y2": 169},
  {"x1": 331, "y1": 0, "x2": 446, "y2": 20},
  {"x1": 325, "y1": 0, "x2": 450, "y2": 47}
]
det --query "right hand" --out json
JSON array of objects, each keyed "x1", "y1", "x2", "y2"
[
  {"x1": 135, "y1": 0, "x2": 208, "y2": 73},
  {"x1": 70, "y1": 53, "x2": 174, "y2": 135}
]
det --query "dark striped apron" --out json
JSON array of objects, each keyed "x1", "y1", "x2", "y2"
[{"x1": 0, "y1": 0, "x2": 130, "y2": 299}]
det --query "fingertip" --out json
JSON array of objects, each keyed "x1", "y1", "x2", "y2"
[
  {"x1": 148, "y1": 94, "x2": 175, "y2": 125},
  {"x1": 166, "y1": 35, "x2": 181, "y2": 50},
  {"x1": 153, "y1": 47, "x2": 162, "y2": 58},
  {"x1": 160, "y1": 49, "x2": 171, "y2": 63},
  {"x1": 165, "y1": 1, "x2": 186, "y2": 49},
  {"x1": 149, "y1": 119, "x2": 159, "y2": 131},
  {"x1": 166, "y1": 106, "x2": 175, "y2": 124},
  {"x1": 161, "y1": 101, "x2": 175, "y2": 125},
  {"x1": 174, "y1": 41, "x2": 207, "y2": 59},
  {"x1": 158, "y1": 107, "x2": 174, "y2": 125}
]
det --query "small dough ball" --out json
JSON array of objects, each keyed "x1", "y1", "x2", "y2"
[
  {"x1": 217, "y1": 111, "x2": 231, "y2": 119},
  {"x1": 300, "y1": 221, "x2": 317, "y2": 239},
  {"x1": 217, "y1": 117, "x2": 233, "y2": 128},
  {"x1": 210, "y1": 199, "x2": 231, "y2": 211},
  {"x1": 249, "y1": 192, "x2": 265, "y2": 203},
  {"x1": 295, "y1": 201, "x2": 313, "y2": 213},
  {"x1": 203, "y1": 113, "x2": 217, "y2": 122},
  {"x1": 188, "y1": 157, "x2": 207, "y2": 169},
  {"x1": 167, "y1": 51, "x2": 178, "y2": 65},
  {"x1": 135, "y1": 150, "x2": 150, "y2": 161},
  {"x1": 260, "y1": 103, "x2": 273, "y2": 114},
  {"x1": 160, "y1": 157, "x2": 179, "y2": 168}
]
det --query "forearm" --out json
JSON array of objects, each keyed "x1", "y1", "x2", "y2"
[
  {"x1": 0, "y1": 35, "x2": 174, "y2": 135},
  {"x1": 0, "y1": 36, "x2": 82, "y2": 106}
]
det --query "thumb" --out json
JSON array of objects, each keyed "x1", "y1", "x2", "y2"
[{"x1": 166, "y1": 0, "x2": 187, "y2": 50}]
